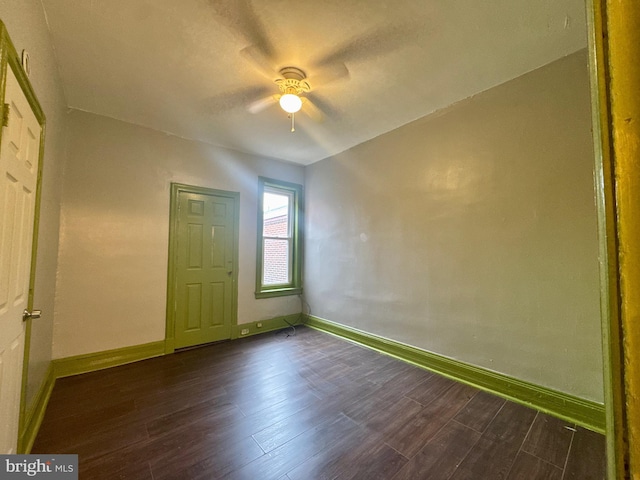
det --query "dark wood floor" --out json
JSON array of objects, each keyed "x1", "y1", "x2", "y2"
[{"x1": 33, "y1": 326, "x2": 606, "y2": 479}]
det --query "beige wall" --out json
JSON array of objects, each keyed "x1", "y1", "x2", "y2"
[
  {"x1": 304, "y1": 50, "x2": 603, "y2": 402},
  {"x1": 53, "y1": 110, "x2": 304, "y2": 359},
  {"x1": 0, "y1": 1, "x2": 68, "y2": 408}
]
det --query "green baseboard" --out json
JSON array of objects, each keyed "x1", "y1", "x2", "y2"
[
  {"x1": 53, "y1": 341, "x2": 166, "y2": 379},
  {"x1": 232, "y1": 313, "x2": 302, "y2": 339},
  {"x1": 53, "y1": 313, "x2": 303, "y2": 379},
  {"x1": 18, "y1": 363, "x2": 56, "y2": 453},
  {"x1": 305, "y1": 315, "x2": 605, "y2": 434}
]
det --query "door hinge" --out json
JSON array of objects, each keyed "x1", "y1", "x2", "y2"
[{"x1": 2, "y1": 104, "x2": 9, "y2": 127}]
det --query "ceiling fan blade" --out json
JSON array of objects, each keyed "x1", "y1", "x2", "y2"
[
  {"x1": 302, "y1": 93, "x2": 340, "y2": 122},
  {"x1": 240, "y1": 44, "x2": 279, "y2": 80},
  {"x1": 308, "y1": 62, "x2": 350, "y2": 88},
  {"x1": 301, "y1": 98, "x2": 324, "y2": 123},
  {"x1": 247, "y1": 94, "x2": 279, "y2": 114},
  {"x1": 313, "y1": 22, "x2": 422, "y2": 67},
  {"x1": 209, "y1": 0, "x2": 276, "y2": 62},
  {"x1": 205, "y1": 85, "x2": 270, "y2": 113}
]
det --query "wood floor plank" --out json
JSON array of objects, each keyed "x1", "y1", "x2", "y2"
[
  {"x1": 287, "y1": 427, "x2": 407, "y2": 480},
  {"x1": 405, "y1": 374, "x2": 459, "y2": 406},
  {"x1": 453, "y1": 390, "x2": 505, "y2": 433},
  {"x1": 41, "y1": 377, "x2": 122, "y2": 421},
  {"x1": 34, "y1": 417, "x2": 150, "y2": 462},
  {"x1": 449, "y1": 400, "x2": 537, "y2": 480},
  {"x1": 449, "y1": 436, "x2": 520, "y2": 480},
  {"x1": 340, "y1": 443, "x2": 407, "y2": 480},
  {"x1": 220, "y1": 371, "x2": 300, "y2": 397},
  {"x1": 251, "y1": 401, "x2": 341, "y2": 453},
  {"x1": 83, "y1": 413, "x2": 260, "y2": 479},
  {"x1": 231, "y1": 379, "x2": 321, "y2": 417},
  {"x1": 145, "y1": 402, "x2": 242, "y2": 439},
  {"x1": 33, "y1": 398, "x2": 137, "y2": 448},
  {"x1": 360, "y1": 396, "x2": 424, "y2": 435},
  {"x1": 563, "y1": 427, "x2": 607, "y2": 479},
  {"x1": 342, "y1": 383, "x2": 408, "y2": 425},
  {"x1": 385, "y1": 382, "x2": 477, "y2": 458},
  {"x1": 521, "y1": 413, "x2": 573, "y2": 468},
  {"x1": 151, "y1": 435, "x2": 264, "y2": 480},
  {"x1": 506, "y1": 452, "x2": 563, "y2": 480},
  {"x1": 392, "y1": 420, "x2": 481, "y2": 480},
  {"x1": 81, "y1": 458, "x2": 155, "y2": 480},
  {"x1": 133, "y1": 382, "x2": 228, "y2": 418},
  {"x1": 294, "y1": 365, "x2": 344, "y2": 397},
  {"x1": 483, "y1": 401, "x2": 537, "y2": 443},
  {"x1": 226, "y1": 413, "x2": 362, "y2": 480},
  {"x1": 229, "y1": 390, "x2": 327, "y2": 439},
  {"x1": 375, "y1": 365, "x2": 433, "y2": 399},
  {"x1": 367, "y1": 360, "x2": 432, "y2": 388}
]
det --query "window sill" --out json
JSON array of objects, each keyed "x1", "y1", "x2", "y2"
[{"x1": 255, "y1": 287, "x2": 302, "y2": 299}]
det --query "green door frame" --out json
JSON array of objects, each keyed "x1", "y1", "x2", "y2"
[
  {"x1": 165, "y1": 183, "x2": 240, "y2": 354},
  {"x1": 586, "y1": 0, "x2": 640, "y2": 478}
]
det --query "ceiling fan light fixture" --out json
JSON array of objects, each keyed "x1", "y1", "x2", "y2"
[{"x1": 279, "y1": 93, "x2": 302, "y2": 113}]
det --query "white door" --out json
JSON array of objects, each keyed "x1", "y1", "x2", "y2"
[{"x1": 0, "y1": 67, "x2": 42, "y2": 454}]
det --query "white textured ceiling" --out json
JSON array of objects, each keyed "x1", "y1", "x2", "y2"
[{"x1": 40, "y1": 0, "x2": 587, "y2": 165}]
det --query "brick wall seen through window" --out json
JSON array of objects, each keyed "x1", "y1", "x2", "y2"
[{"x1": 263, "y1": 210, "x2": 289, "y2": 285}]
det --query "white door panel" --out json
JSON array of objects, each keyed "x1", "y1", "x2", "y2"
[{"x1": 0, "y1": 66, "x2": 41, "y2": 454}]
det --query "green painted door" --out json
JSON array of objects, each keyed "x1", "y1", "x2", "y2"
[{"x1": 174, "y1": 191, "x2": 236, "y2": 348}]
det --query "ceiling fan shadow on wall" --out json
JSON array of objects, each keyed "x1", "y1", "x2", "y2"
[{"x1": 207, "y1": 0, "x2": 422, "y2": 132}]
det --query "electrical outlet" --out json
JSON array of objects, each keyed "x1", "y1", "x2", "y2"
[
  {"x1": 256, "y1": 322, "x2": 263, "y2": 328},
  {"x1": 240, "y1": 328, "x2": 249, "y2": 335}
]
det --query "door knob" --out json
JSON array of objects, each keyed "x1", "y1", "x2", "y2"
[{"x1": 23, "y1": 309, "x2": 42, "y2": 322}]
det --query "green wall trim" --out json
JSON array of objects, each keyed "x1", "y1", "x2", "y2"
[
  {"x1": 255, "y1": 177, "x2": 304, "y2": 299},
  {"x1": 231, "y1": 313, "x2": 302, "y2": 339},
  {"x1": 305, "y1": 315, "x2": 605, "y2": 433},
  {"x1": 53, "y1": 341, "x2": 166, "y2": 379},
  {"x1": 18, "y1": 363, "x2": 55, "y2": 454}
]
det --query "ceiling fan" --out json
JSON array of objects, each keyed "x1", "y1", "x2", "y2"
[
  {"x1": 207, "y1": 0, "x2": 422, "y2": 132},
  {"x1": 245, "y1": 64, "x2": 332, "y2": 132}
]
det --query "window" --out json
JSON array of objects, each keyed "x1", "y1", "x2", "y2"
[{"x1": 256, "y1": 177, "x2": 303, "y2": 298}]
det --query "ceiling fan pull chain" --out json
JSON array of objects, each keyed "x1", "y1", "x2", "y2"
[{"x1": 290, "y1": 113, "x2": 295, "y2": 132}]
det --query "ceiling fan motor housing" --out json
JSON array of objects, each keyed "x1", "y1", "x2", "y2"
[
  {"x1": 279, "y1": 66, "x2": 306, "y2": 81},
  {"x1": 276, "y1": 67, "x2": 311, "y2": 95}
]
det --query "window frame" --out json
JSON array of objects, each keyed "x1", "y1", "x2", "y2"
[{"x1": 255, "y1": 177, "x2": 303, "y2": 298}]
